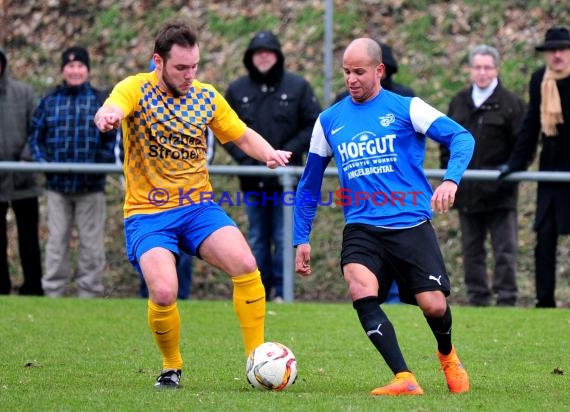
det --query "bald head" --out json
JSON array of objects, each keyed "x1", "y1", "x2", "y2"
[
  {"x1": 342, "y1": 38, "x2": 385, "y2": 103},
  {"x1": 343, "y1": 38, "x2": 382, "y2": 66}
]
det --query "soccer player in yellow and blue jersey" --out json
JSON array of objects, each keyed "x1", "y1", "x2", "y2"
[{"x1": 94, "y1": 21, "x2": 291, "y2": 389}]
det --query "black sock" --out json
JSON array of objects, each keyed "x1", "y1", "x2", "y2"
[
  {"x1": 425, "y1": 304, "x2": 453, "y2": 355},
  {"x1": 353, "y1": 296, "x2": 409, "y2": 374}
]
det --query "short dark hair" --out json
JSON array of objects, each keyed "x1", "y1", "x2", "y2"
[{"x1": 153, "y1": 21, "x2": 198, "y2": 62}]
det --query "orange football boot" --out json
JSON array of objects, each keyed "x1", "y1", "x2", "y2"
[
  {"x1": 370, "y1": 371, "x2": 424, "y2": 396},
  {"x1": 438, "y1": 345, "x2": 470, "y2": 393}
]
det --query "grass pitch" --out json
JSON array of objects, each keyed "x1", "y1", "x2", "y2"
[{"x1": 0, "y1": 297, "x2": 568, "y2": 411}]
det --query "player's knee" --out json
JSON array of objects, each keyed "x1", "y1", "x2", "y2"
[
  {"x1": 244, "y1": 254, "x2": 258, "y2": 274},
  {"x1": 417, "y1": 290, "x2": 447, "y2": 317},
  {"x1": 348, "y1": 283, "x2": 372, "y2": 300},
  {"x1": 149, "y1": 285, "x2": 177, "y2": 306},
  {"x1": 345, "y1": 275, "x2": 377, "y2": 300},
  {"x1": 230, "y1": 252, "x2": 258, "y2": 276},
  {"x1": 421, "y1": 300, "x2": 447, "y2": 318}
]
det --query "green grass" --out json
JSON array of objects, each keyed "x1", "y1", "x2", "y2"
[
  {"x1": 206, "y1": 12, "x2": 280, "y2": 39},
  {"x1": 1, "y1": 298, "x2": 568, "y2": 411}
]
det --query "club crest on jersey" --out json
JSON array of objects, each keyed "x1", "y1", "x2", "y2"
[{"x1": 379, "y1": 113, "x2": 395, "y2": 127}]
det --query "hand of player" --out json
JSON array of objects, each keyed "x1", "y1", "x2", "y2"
[
  {"x1": 95, "y1": 112, "x2": 121, "y2": 132},
  {"x1": 295, "y1": 244, "x2": 312, "y2": 276},
  {"x1": 431, "y1": 180, "x2": 457, "y2": 214},
  {"x1": 266, "y1": 150, "x2": 292, "y2": 169}
]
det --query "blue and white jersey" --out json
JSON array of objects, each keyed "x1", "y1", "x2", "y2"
[{"x1": 293, "y1": 89, "x2": 474, "y2": 245}]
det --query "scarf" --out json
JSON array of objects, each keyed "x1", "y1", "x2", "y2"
[
  {"x1": 540, "y1": 66, "x2": 570, "y2": 136},
  {"x1": 472, "y1": 78, "x2": 498, "y2": 108}
]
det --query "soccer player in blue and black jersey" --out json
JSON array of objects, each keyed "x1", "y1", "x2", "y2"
[{"x1": 293, "y1": 38, "x2": 474, "y2": 395}]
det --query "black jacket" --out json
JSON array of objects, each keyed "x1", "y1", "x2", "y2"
[
  {"x1": 441, "y1": 81, "x2": 526, "y2": 213},
  {"x1": 223, "y1": 31, "x2": 321, "y2": 192},
  {"x1": 507, "y1": 66, "x2": 570, "y2": 232}
]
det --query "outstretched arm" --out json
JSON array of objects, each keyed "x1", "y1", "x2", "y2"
[{"x1": 233, "y1": 127, "x2": 291, "y2": 169}]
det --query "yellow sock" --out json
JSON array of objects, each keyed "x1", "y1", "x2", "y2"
[
  {"x1": 147, "y1": 300, "x2": 183, "y2": 371},
  {"x1": 232, "y1": 269, "x2": 266, "y2": 357}
]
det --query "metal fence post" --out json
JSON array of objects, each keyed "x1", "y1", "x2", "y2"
[{"x1": 279, "y1": 168, "x2": 296, "y2": 303}]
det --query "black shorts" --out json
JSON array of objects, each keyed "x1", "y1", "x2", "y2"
[{"x1": 340, "y1": 221, "x2": 450, "y2": 305}]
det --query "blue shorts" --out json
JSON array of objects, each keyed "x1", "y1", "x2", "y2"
[{"x1": 124, "y1": 202, "x2": 236, "y2": 274}]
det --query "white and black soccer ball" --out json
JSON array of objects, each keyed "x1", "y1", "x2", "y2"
[{"x1": 246, "y1": 342, "x2": 297, "y2": 391}]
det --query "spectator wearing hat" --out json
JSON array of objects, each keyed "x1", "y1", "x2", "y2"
[
  {"x1": 499, "y1": 26, "x2": 570, "y2": 308},
  {"x1": 28, "y1": 46, "x2": 116, "y2": 297},
  {"x1": 223, "y1": 30, "x2": 321, "y2": 302},
  {"x1": 0, "y1": 47, "x2": 43, "y2": 296}
]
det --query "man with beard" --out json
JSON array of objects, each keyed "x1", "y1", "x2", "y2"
[{"x1": 94, "y1": 21, "x2": 291, "y2": 389}]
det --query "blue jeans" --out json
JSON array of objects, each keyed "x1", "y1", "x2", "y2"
[
  {"x1": 139, "y1": 251, "x2": 193, "y2": 299},
  {"x1": 245, "y1": 194, "x2": 283, "y2": 299}
]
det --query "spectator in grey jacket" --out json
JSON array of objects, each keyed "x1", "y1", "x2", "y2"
[{"x1": 0, "y1": 47, "x2": 43, "y2": 296}]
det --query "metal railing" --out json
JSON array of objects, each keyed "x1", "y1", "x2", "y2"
[{"x1": 2, "y1": 161, "x2": 569, "y2": 302}]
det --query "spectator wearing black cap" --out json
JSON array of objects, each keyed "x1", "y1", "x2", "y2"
[
  {"x1": 223, "y1": 30, "x2": 321, "y2": 301},
  {"x1": 28, "y1": 46, "x2": 116, "y2": 297},
  {"x1": 499, "y1": 26, "x2": 570, "y2": 308},
  {"x1": 0, "y1": 47, "x2": 43, "y2": 296}
]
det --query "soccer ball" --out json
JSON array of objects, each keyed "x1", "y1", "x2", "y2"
[{"x1": 246, "y1": 342, "x2": 297, "y2": 391}]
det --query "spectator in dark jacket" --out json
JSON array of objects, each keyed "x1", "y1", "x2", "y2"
[
  {"x1": 28, "y1": 46, "x2": 116, "y2": 297},
  {"x1": 0, "y1": 47, "x2": 43, "y2": 296},
  {"x1": 441, "y1": 44, "x2": 526, "y2": 306},
  {"x1": 223, "y1": 30, "x2": 321, "y2": 301},
  {"x1": 499, "y1": 26, "x2": 570, "y2": 308}
]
